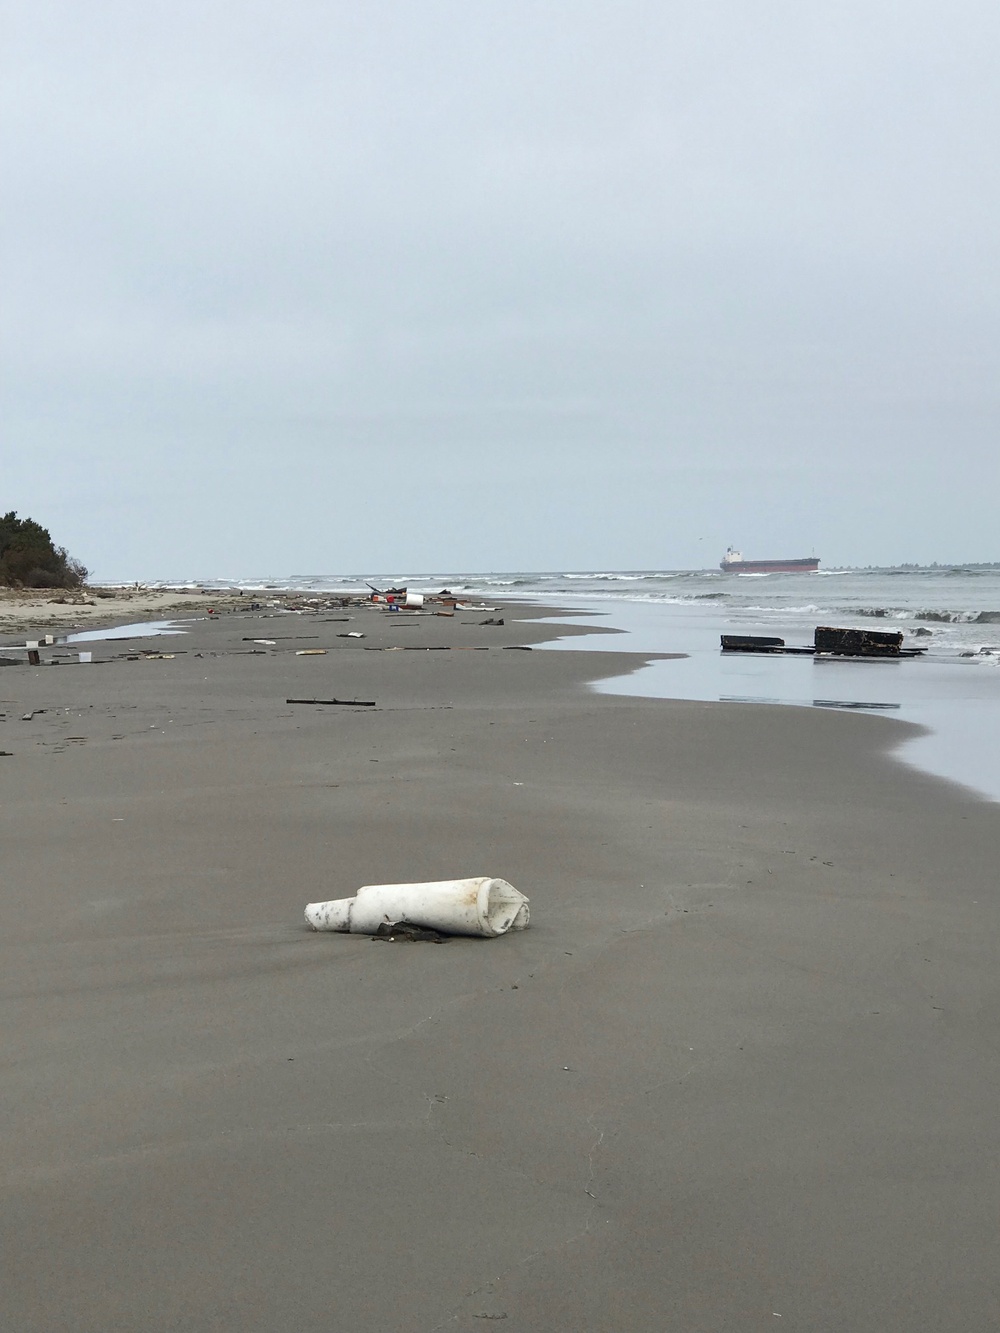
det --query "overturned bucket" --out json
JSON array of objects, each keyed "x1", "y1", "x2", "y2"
[{"x1": 305, "y1": 877, "x2": 529, "y2": 937}]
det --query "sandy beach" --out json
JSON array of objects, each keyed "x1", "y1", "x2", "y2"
[
  {"x1": 0, "y1": 586, "x2": 320, "y2": 636},
  {"x1": 2, "y1": 598, "x2": 998, "y2": 1330}
]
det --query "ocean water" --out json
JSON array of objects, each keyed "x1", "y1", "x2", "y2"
[
  {"x1": 132, "y1": 565, "x2": 1000, "y2": 659},
  {"x1": 122, "y1": 565, "x2": 1000, "y2": 801}
]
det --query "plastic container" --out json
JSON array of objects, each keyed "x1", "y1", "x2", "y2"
[
  {"x1": 305, "y1": 877, "x2": 529, "y2": 937},
  {"x1": 404, "y1": 592, "x2": 424, "y2": 608}
]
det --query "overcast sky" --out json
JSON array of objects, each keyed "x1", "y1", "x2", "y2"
[{"x1": 3, "y1": 1, "x2": 999, "y2": 577}]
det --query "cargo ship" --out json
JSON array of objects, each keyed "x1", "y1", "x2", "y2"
[{"x1": 720, "y1": 548, "x2": 820, "y2": 574}]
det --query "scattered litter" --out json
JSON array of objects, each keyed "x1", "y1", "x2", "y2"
[
  {"x1": 251, "y1": 639, "x2": 276, "y2": 645},
  {"x1": 286, "y1": 697, "x2": 376, "y2": 707},
  {"x1": 21, "y1": 710, "x2": 44, "y2": 721},
  {"x1": 78, "y1": 651, "x2": 92, "y2": 663},
  {"x1": 340, "y1": 631, "x2": 365, "y2": 639},
  {"x1": 295, "y1": 649, "x2": 327, "y2": 656},
  {"x1": 479, "y1": 617, "x2": 504, "y2": 626},
  {"x1": 305, "y1": 877, "x2": 530, "y2": 937},
  {"x1": 502, "y1": 645, "x2": 532, "y2": 651},
  {"x1": 0, "y1": 751, "x2": 12, "y2": 757}
]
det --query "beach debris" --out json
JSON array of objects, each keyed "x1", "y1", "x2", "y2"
[
  {"x1": 295, "y1": 649, "x2": 327, "y2": 656},
  {"x1": 721, "y1": 627, "x2": 927, "y2": 658},
  {"x1": 815, "y1": 625, "x2": 905, "y2": 657},
  {"x1": 722, "y1": 634, "x2": 787, "y2": 653},
  {"x1": 502, "y1": 645, "x2": 532, "y2": 651},
  {"x1": 305, "y1": 877, "x2": 530, "y2": 937},
  {"x1": 78, "y1": 651, "x2": 92, "y2": 663},
  {"x1": 21, "y1": 710, "x2": 44, "y2": 721},
  {"x1": 337, "y1": 631, "x2": 365, "y2": 639},
  {"x1": 286, "y1": 697, "x2": 376, "y2": 707},
  {"x1": 371, "y1": 921, "x2": 449, "y2": 942},
  {"x1": 813, "y1": 698, "x2": 901, "y2": 711},
  {"x1": 27, "y1": 649, "x2": 40, "y2": 665},
  {"x1": 366, "y1": 582, "x2": 410, "y2": 606},
  {"x1": 479, "y1": 617, "x2": 504, "y2": 626}
]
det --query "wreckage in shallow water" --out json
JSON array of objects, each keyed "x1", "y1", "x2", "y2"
[{"x1": 722, "y1": 626, "x2": 927, "y2": 658}]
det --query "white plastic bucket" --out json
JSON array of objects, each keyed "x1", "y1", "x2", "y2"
[
  {"x1": 305, "y1": 877, "x2": 529, "y2": 937},
  {"x1": 404, "y1": 592, "x2": 424, "y2": 608}
]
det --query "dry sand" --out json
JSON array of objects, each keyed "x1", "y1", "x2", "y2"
[
  {"x1": 0, "y1": 586, "x2": 256, "y2": 635},
  {"x1": 1, "y1": 600, "x2": 998, "y2": 1330}
]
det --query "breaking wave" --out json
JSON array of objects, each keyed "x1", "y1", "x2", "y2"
[
  {"x1": 853, "y1": 607, "x2": 1000, "y2": 624},
  {"x1": 561, "y1": 572, "x2": 685, "y2": 582}
]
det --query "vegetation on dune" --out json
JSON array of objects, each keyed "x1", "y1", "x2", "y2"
[{"x1": 0, "y1": 512, "x2": 88, "y2": 589}]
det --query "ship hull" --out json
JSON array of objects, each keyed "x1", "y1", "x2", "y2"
[{"x1": 720, "y1": 557, "x2": 820, "y2": 574}]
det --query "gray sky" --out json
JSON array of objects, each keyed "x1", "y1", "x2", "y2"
[{"x1": 3, "y1": 1, "x2": 999, "y2": 577}]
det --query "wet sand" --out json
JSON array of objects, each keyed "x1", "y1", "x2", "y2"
[{"x1": 1, "y1": 601, "x2": 998, "y2": 1330}]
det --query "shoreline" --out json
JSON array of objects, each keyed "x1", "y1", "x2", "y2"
[
  {"x1": 531, "y1": 596, "x2": 1000, "y2": 806},
  {"x1": 3, "y1": 597, "x2": 998, "y2": 1329},
  {"x1": 6, "y1": 579, "x2": 992, "y2": 804}
]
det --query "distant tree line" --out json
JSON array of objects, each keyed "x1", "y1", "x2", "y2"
[{"x1": 0, "y1": 512, "x2": 88, "y2": 588}]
